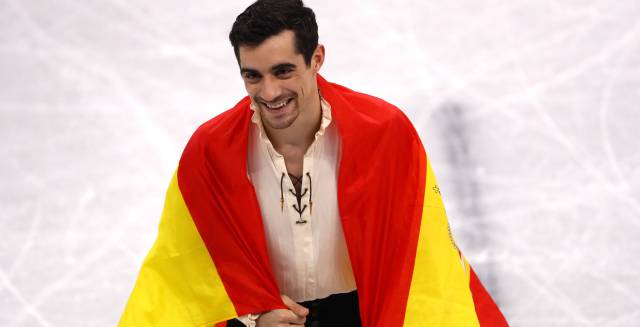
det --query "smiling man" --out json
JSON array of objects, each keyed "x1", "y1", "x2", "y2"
[{"x1": 119, "y1": 1, "x2": 508, "y2": 327}]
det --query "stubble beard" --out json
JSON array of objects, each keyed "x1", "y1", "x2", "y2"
[{"x1": 263, "y1": 109, "x2": 298, "y2": 130}]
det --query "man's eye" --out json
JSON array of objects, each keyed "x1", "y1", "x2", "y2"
[
  {"x1": 243, "y1": 72, "x2": 260, "y2": 82},
  {"x1": 275, "y1": 68, "x2": 293, "y2": 78}
]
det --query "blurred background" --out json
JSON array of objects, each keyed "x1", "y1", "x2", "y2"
[{"x1": 1, "y1": 0, "x2": 639, "y2": 326}]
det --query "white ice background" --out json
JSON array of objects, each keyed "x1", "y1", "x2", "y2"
[{"x1": 1, "y1": 0, "x2": 639, "y2": 326}]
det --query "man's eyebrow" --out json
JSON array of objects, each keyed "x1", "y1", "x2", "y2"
[
  {"x1": 271, "y1": 63, "x2": 296, "y2": 72},
  {"x1": 239, "y1": 63, "x2": 296, "y2": 75},
  {"x1": 240, "y1": 67, "x2": 260, "y2": 75}
]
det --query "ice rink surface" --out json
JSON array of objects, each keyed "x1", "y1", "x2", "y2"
[{"x1": 1, "y1": 0, "x2": 639, "y2": 326}]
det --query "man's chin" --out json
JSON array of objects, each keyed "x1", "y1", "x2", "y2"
[
  {"x1": 262, "y1": 112, "x2": 298, "y2": 130},
  {"x1": 264, "y1": 119, "x2": 296, "y2": 130}
]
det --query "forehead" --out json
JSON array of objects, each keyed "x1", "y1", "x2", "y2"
[{"x1": 238, "y1": 30, "x2": 303, "y2": 70}]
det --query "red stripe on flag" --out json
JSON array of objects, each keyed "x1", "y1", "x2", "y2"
[
  {"x1": 178, "y1": 99, "x2": 285, "y2": 316},
  {"x1": 470, "y1": 268, "x2": 509, "y2": 326},
  {"x1": 325, "y1": 77, "x2": 428, "y2": 326}
]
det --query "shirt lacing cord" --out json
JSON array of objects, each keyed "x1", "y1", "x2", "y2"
[{"x1": 280, "y1": 172, "x2": 313, "y2": 224}]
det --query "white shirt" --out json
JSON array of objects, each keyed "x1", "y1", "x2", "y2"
[{"x1": 246, "y1": 97, "x2": 357, "y2": 303}]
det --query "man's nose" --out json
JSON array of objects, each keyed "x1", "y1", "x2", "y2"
[{"x1": 260, "y1": 76, "x2": 282, "y2": 102}]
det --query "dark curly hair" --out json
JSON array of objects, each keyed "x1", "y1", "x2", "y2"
[{"x1": 229, "y1": 0, "x2": 319, "y2": 66}]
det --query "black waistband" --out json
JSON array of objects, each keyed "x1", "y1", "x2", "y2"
[
  {"x1": 226, "y1": 291, "x2": 361, "y2": 327},
  {"x1": 299, "y1": 290, "x2": 361, "y2": 327}
]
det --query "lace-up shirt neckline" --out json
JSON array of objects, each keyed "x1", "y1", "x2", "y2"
[{"x1": 246, "y1": 97, "x2": 356, "y2": 302}]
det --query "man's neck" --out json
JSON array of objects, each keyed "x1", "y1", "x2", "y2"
[{"x1": 264, "y1": 94, "x2": 322, "y2": 154}]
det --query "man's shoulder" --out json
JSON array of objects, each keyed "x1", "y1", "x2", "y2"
[
  {"x1": 180, "y1": 96, "x2": 252, "y2": 159},
  {"x1": 324, "y1": 79, "x2": 414, "y2": 133},
  {"x1": 190, "y1": 97, "x2": 251, "y2": 143}
]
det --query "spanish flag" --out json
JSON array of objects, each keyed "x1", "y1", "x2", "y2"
[{"x1": 119, "y1": 75, "x2": 509, "y2": 327}]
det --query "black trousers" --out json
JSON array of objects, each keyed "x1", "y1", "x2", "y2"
[{"x1": 227, "y1": 290, "x2": 361, "y2": 327}]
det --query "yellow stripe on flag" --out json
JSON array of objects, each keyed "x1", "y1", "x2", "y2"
[
  {"x1": 404, "y1": 157, "x2": 480, "y2": 326},
  {"x1": 119, "y1": 170, "x2": 237, "y2": 327}
]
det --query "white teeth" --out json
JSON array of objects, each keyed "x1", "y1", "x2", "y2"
[{"x1": 265, "y1": 99, "x2": 289, "y2": 109}]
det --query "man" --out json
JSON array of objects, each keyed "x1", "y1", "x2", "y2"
[{"x1": 119, "y1": 1, "x2": 508, "y2": 326}]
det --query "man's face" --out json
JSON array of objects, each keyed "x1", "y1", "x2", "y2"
[{"x1": 238, "y1": 30, "x2": 322, "y2": 130}]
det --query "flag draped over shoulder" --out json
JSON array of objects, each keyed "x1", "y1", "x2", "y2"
[{"x1": 119, "y1": 75, "x2": 509, "y2": 327}]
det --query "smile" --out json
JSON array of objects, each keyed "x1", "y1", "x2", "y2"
[{"x1": 263, "y1": 98, "x2": 293, "y2": 110}]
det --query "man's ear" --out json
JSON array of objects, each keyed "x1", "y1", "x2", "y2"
[{"x1": 312, "y1": 44, "x2": 325, "y2": 72}]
